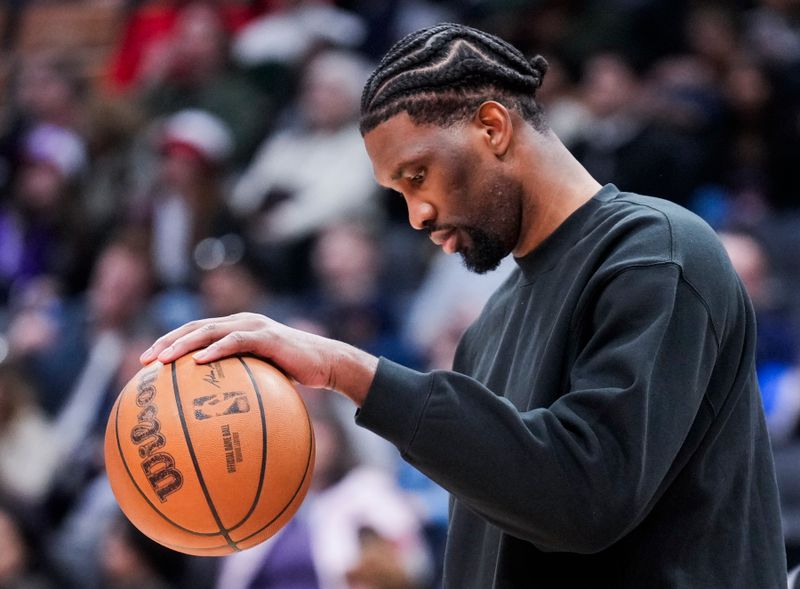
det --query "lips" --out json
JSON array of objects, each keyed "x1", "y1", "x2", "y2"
[
  {"x1": 429, "y1": 228, "x2": 454, "y2": 246},
  {"x1": 430, "y1": 228, "x2": 459, "y2": 253}
]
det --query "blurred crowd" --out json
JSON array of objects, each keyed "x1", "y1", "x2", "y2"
[{"x1": 0, "y1": 0, "x2": 798, "y2": 587}]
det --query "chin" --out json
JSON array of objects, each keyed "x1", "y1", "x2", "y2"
[{"x1": 460, "y1": 251, "x2": 505, "y2": 274}]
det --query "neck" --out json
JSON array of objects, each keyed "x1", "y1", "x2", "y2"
[{"x1": 513, "y1": 129, "x2": 602, "y2": 258}]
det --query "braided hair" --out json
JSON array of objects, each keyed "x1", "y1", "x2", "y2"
[{"x1": 360, "y1": 23, "x2": 549, "y2": 135}]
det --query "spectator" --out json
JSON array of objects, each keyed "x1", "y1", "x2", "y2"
[
  {"x1": 304, "y1": 402, "x2": 430, "y2": 589},
  {"x1": 46, "y1": 336, "x2": 172, "y2": 589},
  {"x1": 401, "y1": 251, "x2": 515, "y2": 365},
  {"x1": 106, "y1": 0, "x2": 268, "y2": 94},
  {"x1": 136, "y1": 1, "x2": 270, "y2": 163},
  {"x1": 0, "y1": 503, "x2": 56, "y2": 589},
  {"x1": 683, "y1": 4, "x2": 741, "y2": 81},
  {"x1": 342, "y1": 0, "x2": 457, "y2": 61},
  {"x1": 229, "y1": 49, "x2": 378, "y2": 292},
  {"x1": 571, "y1": 52, "x2": 703, "y2": 205},
  {"x1": 536, "y1": 55, "x2": 591, "y2": 150},
  {"x1": 0, "y1": 52, "x2": 87, "y2": 196},
  {"x1": 639, "y1": 55, "x2": 725, "y2": 202},
  {"x1": 305, "y1": 221, "x2": 419, "y2": 368},
  {"x1": 197, "y1": 238, "x2": 298, "y2": 324},
  {"x1": 80, "y1": 96, "x2": 148, "y2": 240},
  {"x1": 8, "y1": 229, "x2": 153, "y2": 449},
  {"x1": 0, "y1": 363, "x2": 57, "y2": 506},
  {"x1": 745, "y1": 0, "x2": 800, "y2": 68},
  {"x1": 0, "y1": 123, "x2": 91, "y2": 304},
  {"x1": 232, "y1": 0, "x2": 366, "y2": 68},
  {"x1": 721, "y1": 54, "x2": 799, "y2": 214},
  {"x1": 129, "y1": 109, "x2": 241, "y2": 291},
  {"x1": 151, "y1": 235, "x2": 301, "y2": 333},
  {"x1": 213, "y1": 517, "x2": 319, "y2": 589},
  {"x1": 719, "y1": 229, "x2": 800, "y2": 444},
  {"x1": 99, "y1": 515, "x2": 185, "y2": 589}
]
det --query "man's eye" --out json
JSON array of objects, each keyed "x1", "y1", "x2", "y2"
[{"x1": 410, "y1": 171, "x2": 425, "y2": 185}]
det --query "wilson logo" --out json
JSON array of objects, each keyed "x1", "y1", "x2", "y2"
[{"x1": 131, "y1": 367, "x2": 183, "y2": 502}]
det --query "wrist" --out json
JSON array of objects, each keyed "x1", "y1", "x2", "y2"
[{"x1": 331, "y1": 344, "x2": 379, "y2": 406}]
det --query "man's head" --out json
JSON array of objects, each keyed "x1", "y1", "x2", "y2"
[
  {"x1": 360, "y1": 24, "x2": 549, "y2": 273},
  {"x1": 360, "y1": 23, "x2": 548, "y2": 135}
]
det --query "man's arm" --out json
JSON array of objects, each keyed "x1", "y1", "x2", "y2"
[
  {"x1": 142, "y1": 264, "x2": 723, "y2": 554},
  {"x1": 139, "y1": 312, "x2": 379, "y2": 406},
  {"x1": 357, "y1": 263, "x2": 722, "y2": 553}
]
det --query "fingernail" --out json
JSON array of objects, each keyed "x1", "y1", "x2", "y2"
[{"x1": 193, "y1": 350, "x2": 208, "y2": 361}]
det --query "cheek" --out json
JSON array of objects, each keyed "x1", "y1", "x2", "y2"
[{"x1": 439, "y1": 149, "x2": 481, "y2": 206}]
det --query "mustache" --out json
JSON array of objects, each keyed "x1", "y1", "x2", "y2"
[{"x1": 423, "y1": 221, "x2": 456, "y2": 234}]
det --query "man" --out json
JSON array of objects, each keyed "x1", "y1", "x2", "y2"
[{"x1": 141, "y1": 24, "x2": 787, "y2": 587}]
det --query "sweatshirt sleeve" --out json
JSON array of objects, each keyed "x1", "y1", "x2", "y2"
[{"x1": 356, "y1": 262, "x2": 721, "y2": 553}]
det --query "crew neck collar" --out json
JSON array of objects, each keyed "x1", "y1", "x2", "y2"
[{"x1": 513, "y1": 183, "x2": 619, "y2": 280}]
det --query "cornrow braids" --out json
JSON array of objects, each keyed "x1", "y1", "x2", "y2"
[{"x1": 360, "y1": 23, "x2": 549, "y2": 135}]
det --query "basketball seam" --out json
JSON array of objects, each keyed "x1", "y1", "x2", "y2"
[
  {"x1": 234, "y1": 399, "x2": 315, "y2": 544},
  {"x1": 171, "y1": 362, "x2": 241, "y2": 552},
  {"x1": 226, "y1": 356, "x2": 268, "y2": 533},
  {"x1": 112, "y1": 381, "x2": 223, "y2": 537}
]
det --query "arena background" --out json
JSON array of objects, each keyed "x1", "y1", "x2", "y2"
[{"x1": 0, "y1": 1, "x2": 798, "y2": 587}]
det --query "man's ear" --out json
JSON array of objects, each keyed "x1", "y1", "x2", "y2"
[{"x1": 473, "y1": 101, "x2": 513, "y2": 157}]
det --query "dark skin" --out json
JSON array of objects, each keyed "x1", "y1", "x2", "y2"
[{"x1": 140, "y1": 101, "x2": 601, "y2": 406}]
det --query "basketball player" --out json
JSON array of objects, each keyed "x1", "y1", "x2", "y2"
[{"x1": 142, "y1": 24, "x2": 787, "y2": 587}]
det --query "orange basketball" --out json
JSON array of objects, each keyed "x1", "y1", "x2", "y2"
[{"x1": 104, "y1": 354, "x2": 315, "y2": 556}]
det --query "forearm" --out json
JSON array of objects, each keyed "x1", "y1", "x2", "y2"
[
  {"x1": 328, "y1": 341, "x2": 380, "y2": 406},
  {"x1": 357, "y1": 350, "x2": 711, "y2": 554},
  {"x1": 141, "y1": 313, "x2": 379, "y2": 404},
  {"x1": 357, "y1": 361, "x2": 571, "y2": 538}
]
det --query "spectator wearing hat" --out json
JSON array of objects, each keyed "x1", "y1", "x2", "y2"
[
  {"x1": 128, "y1": 109, "x2": 243, "y2": 292},
  {"x1": 134, "y1": 1, "x2": 271, "y2": 164}
]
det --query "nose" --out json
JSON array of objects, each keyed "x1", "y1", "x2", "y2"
[{"x1": 405, "y1": 196, "x2": 436, "y2": 230}]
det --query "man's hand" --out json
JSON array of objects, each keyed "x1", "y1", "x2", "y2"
[{"x1": 139, "y1": 312, "x2": 379, "y2": 406}]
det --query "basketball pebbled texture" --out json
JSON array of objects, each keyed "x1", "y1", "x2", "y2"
[{"x1": 104, "y1": 354, "x2": 315, "y2": 556}]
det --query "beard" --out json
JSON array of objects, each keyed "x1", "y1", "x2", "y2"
[
  {"x1": 456, "y1": 175, "x2": 523, "y2": 274},
  {"x1": 459, "y1": 225, "x2": 512, "y2": 274}
]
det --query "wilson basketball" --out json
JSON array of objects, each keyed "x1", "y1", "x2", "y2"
[{"x1": 104, "y1": 354, "x2": 315, "y2": 556}]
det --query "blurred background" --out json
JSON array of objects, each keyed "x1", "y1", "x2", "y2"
[{"x1": 0, "y1": 0, "x2": 798, "y2": 587}]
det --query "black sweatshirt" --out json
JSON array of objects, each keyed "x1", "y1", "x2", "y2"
[{"x1": 356, "y1": 184, "x2": 787, "y2": 588}]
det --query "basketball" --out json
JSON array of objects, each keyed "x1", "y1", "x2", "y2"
[{"x1": 104, "y1": 354, "x2": 315, "y2": 556}]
